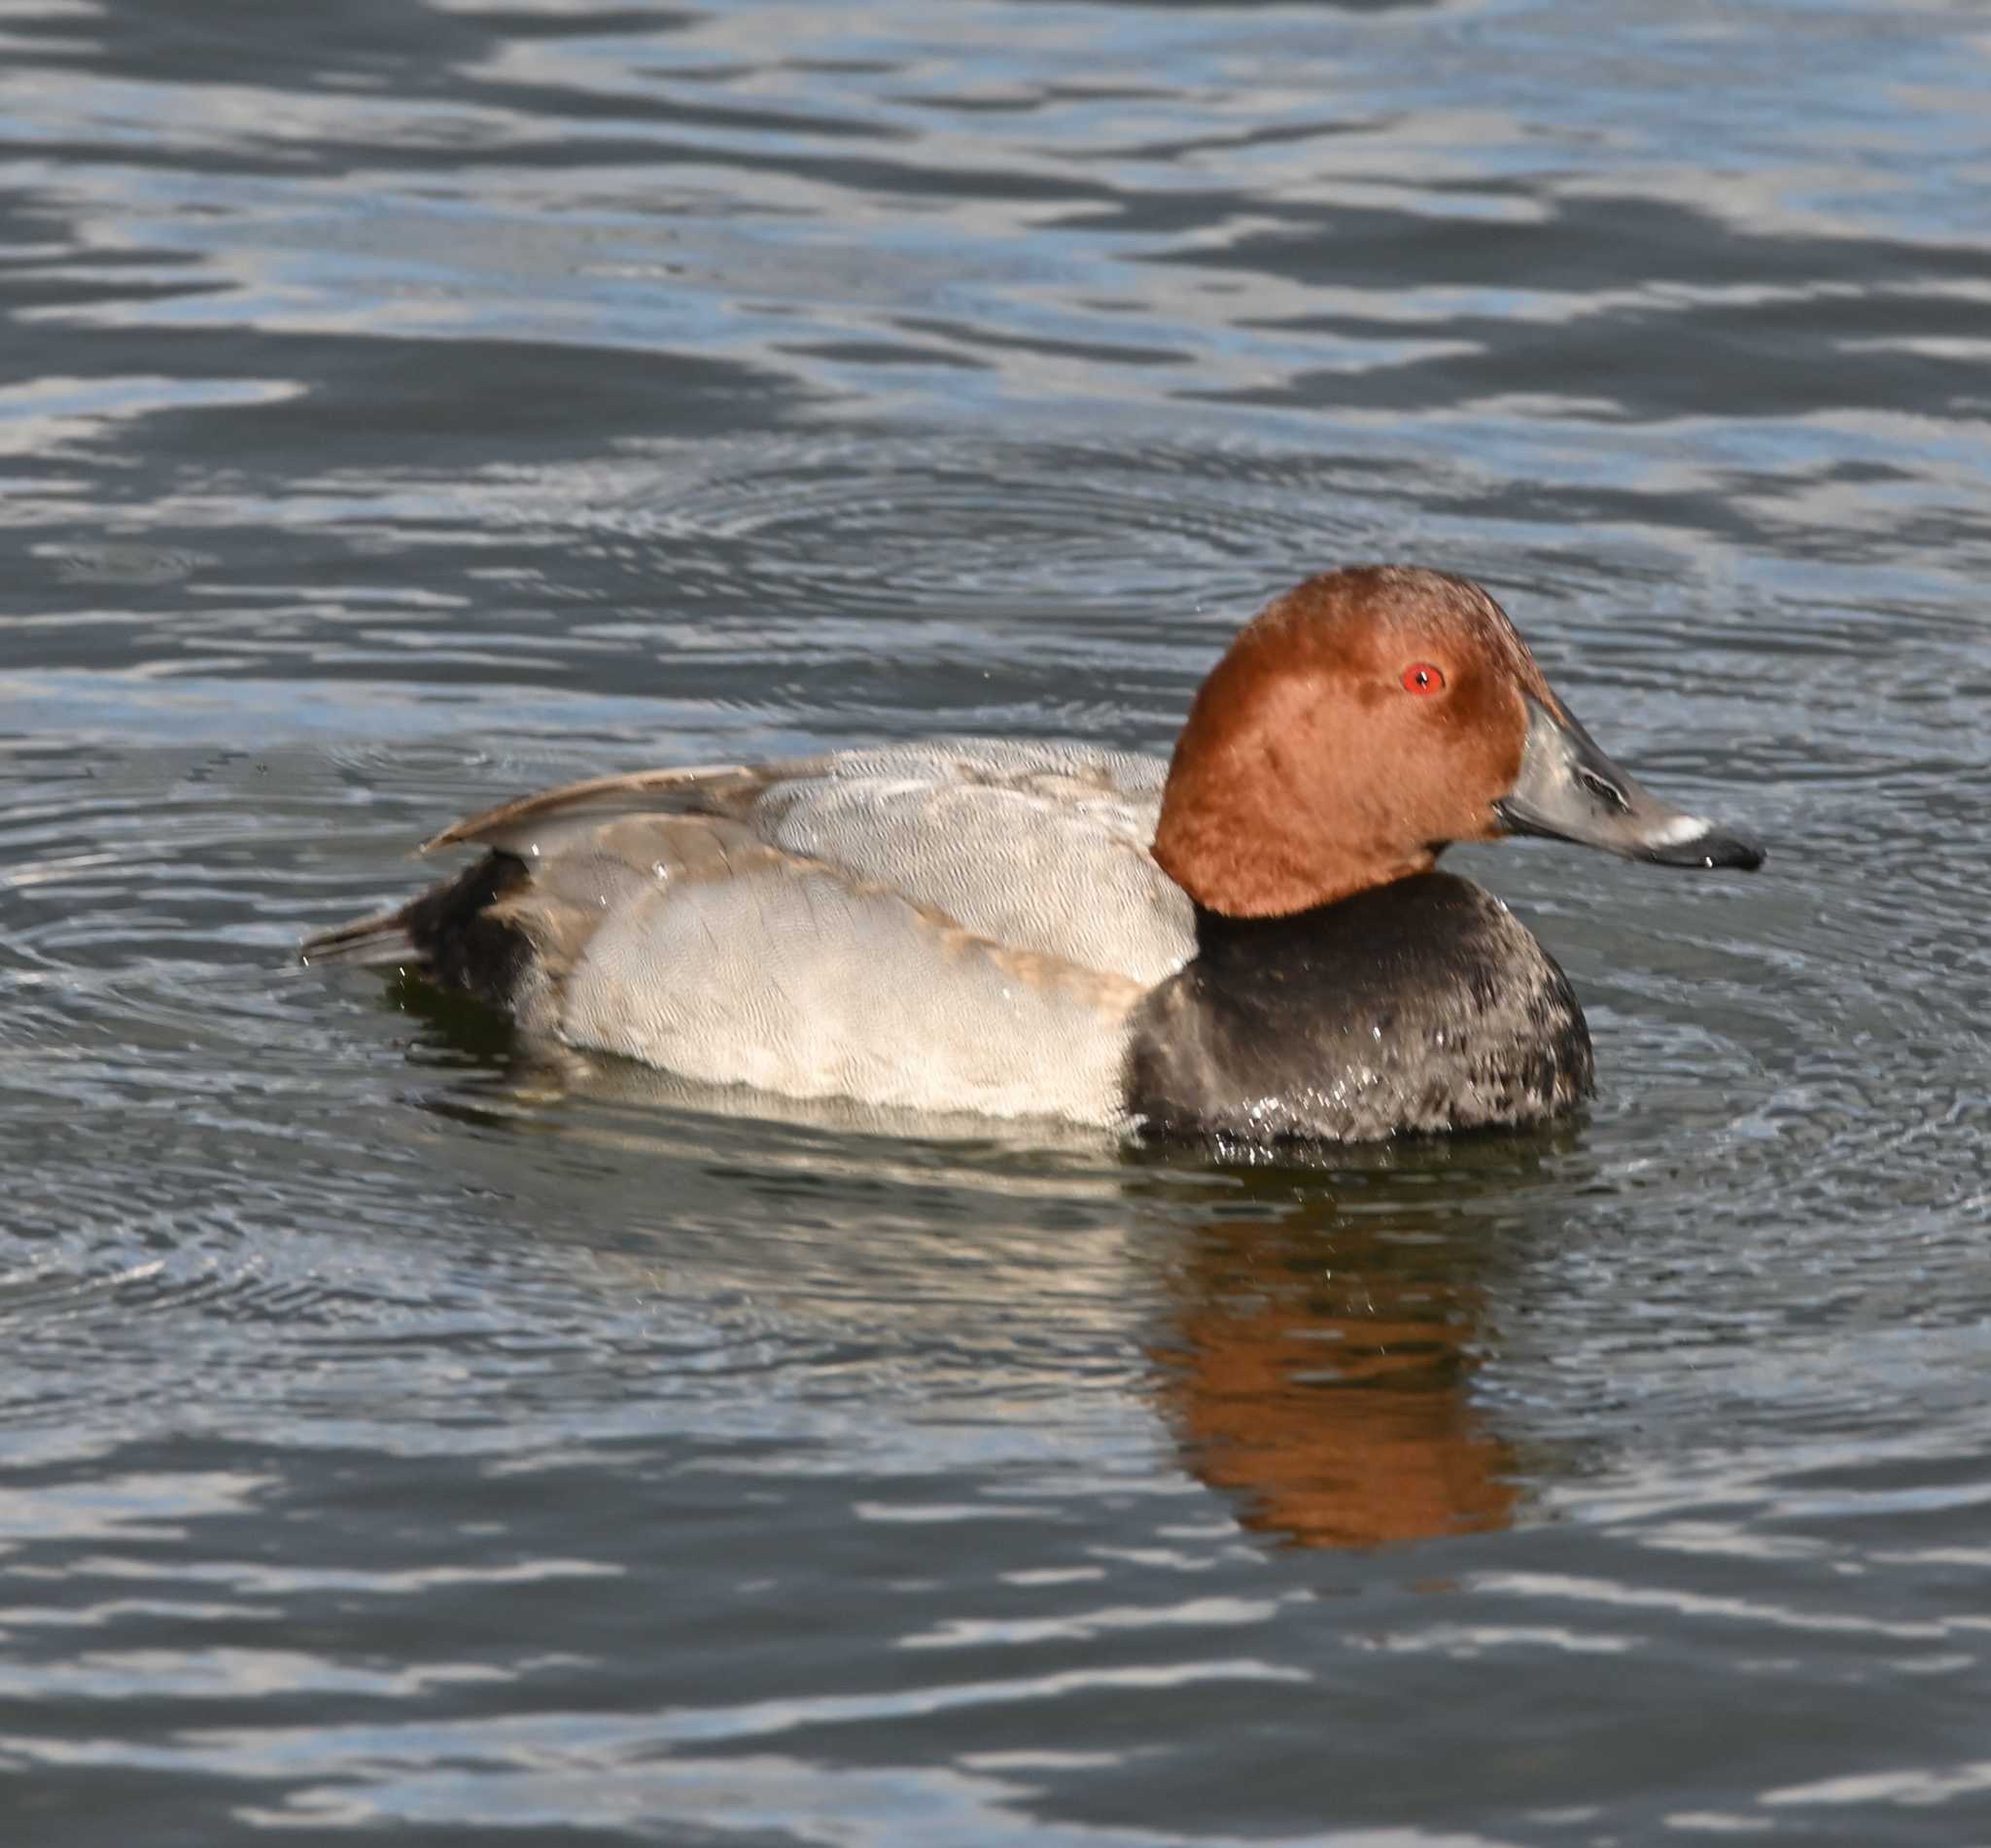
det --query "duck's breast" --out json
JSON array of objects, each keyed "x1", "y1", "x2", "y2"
[{"x1": 1126, "y1": 873, "x2": 1595, "y2": 1143}]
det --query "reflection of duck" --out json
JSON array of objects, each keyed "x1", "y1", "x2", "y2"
[
  {"x1": 1147, "y1": 1171, "x2": 1543, "y2": 1550},
  {"x1": 307, "y1": 567, "x2": 1761, "y2": 1145},
  {"x1": 392, "y1": 975, "x2": 1536, "y2": 1553}
]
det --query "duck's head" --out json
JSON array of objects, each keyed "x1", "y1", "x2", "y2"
[{"x1": 1152, "y1": 566, "x2": 1764, "y2": 918}]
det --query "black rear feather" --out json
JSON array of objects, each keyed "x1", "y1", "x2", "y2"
[{"x1": 302, "y1": 851, "x2": 537, "y2": 1011}]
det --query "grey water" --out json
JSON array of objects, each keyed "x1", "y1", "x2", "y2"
[{"x1": 4, "y1": 0, "x2": 1990, "y2": 1841}]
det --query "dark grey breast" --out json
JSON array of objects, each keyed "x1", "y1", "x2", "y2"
[{"x1": 1124, "y1": 872, "x2": 1595, "y2": 1146}]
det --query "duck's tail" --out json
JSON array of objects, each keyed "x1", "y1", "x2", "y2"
[
  {"x1": 301, "y1": 851, "x2": 540, "y2": 1011},
  {"x1": 299, "y1": 903, "x2": 420, "y2": 969}
]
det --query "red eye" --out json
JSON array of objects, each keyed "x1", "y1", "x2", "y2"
[{"x1": 1402, "y1": 662, "x2": 1446, "y2": 695}]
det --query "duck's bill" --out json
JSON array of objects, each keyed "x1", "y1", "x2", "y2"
[{"x1": 1493, "y1": 694, "x2": 1764, "y2": 872}]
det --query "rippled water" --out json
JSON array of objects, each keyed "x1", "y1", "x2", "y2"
[{"x1": 7, "y1": 0, "x2": 1991, "y2": 1840}]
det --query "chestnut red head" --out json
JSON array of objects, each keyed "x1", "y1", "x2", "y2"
[{"x1": 1151, "y1": 566, "x2": 1762, "y2": 917}]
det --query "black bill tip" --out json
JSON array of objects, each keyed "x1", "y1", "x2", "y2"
[{"x1": 1635, "y1": 821, "x2": 1765, "y2": 873}]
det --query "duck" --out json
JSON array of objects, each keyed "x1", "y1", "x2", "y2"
[{"x1": 303, "y1": 566, "x2": 1763, "y2": 1144}]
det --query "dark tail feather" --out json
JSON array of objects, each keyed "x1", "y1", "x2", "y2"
[
  {"x1": 299, "y1": 905, "x2": 419, "y2": 969},
  {"x1": 301, "y1": 852, "x2": 536, "y2": 1009}
]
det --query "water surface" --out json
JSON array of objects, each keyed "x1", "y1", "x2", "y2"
[{"x1": 6, "y1": 0, "x2": 1991, "y2": 1841}]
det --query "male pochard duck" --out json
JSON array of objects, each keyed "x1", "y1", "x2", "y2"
[{"x1": 305, "y1": 567, "x2": 1762, "y2": 1143}]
